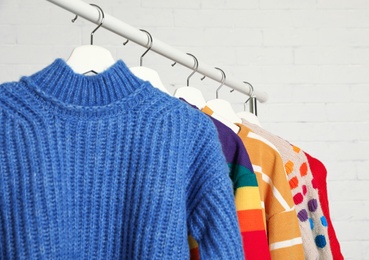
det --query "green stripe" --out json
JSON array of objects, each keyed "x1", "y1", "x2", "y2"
[{"x1": 228, "y1": 163, "x2": 258, "y2": 189}]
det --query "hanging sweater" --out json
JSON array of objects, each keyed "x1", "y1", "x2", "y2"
[
  {"x1": 234, "y1": 123, "x2": 304, "y2": 259},
  {"x1": 242, "y1": 120, "x2": 332, "y2": 259},
  {"x1": 187, "y1": 106, "x2": 270, "y2": 260},
  {"x1": 305, "y1": 152, "x2": 344, "y2": 260},
  {"x1": 0, "y1": 59, "x2": 244, "y2": 260}
]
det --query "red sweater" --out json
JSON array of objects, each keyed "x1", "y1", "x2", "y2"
[{"x1": 304, "y1": 152, "x2": 344, "y2": 260}]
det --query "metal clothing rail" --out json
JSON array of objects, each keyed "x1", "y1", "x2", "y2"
[{"x1": 46, "y1": 0, "x2": 268, "y2": 103}]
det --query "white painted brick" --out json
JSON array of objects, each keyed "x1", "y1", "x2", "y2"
[
  {"x1": 317, "y1": 65, "x2": 369, "y2": 84},
  {"x1": 250, "y1": 10, "x2": 346, "y2": 29},
  {"x1": 0, "y1": 65, "x2": 17, "y2": 83},
  {"x1": 328, "y1": 142, "x2": 369, "y2": 161},
  {"x1": 0, "y1": 0, "x2": 18, "y2": 7},
  {"x1": 331, "y1": 201, "x2": 369, "y2": 221},
  {"x1": 233, "y1": 11, "x2": 294, "y2": 28},
  {"x1": 350, "y1": 48, "x2": 369, "y2": 65},
  {"x1": 141, "y1": 0, "x2": 201, "y2": 9},
  {"x1": 0, "y1": 5, "x2": 19, "y2": 25},
  {"x1": 13, "y1": 1, "x2": 48, "y2": 9},
  {"x1": 262, "y1": 103, "x2": 328, "y2": 122},
  {"x1": 254, "y1": 84, "x2": 295, "y2": 103},
  {"x1": 200, "y1": 0, "x2": 259, "y2": 10},
  {"x1": 328, "y1": 181, "x2": 369, "y2": 202},
  {"x1": 17, "y1": 25, "x2": 81, "y2": 45},
  {"x1": 360, "y1": 241, "x2": 369, "y2": 259},
  {"x1": 105, "y1": 0, "x2": 142, "y2": 9},
  {"x1": 339, "y1": 241, "x2": 361, "y2": 260},
  {"x1": 294, "y1": 141, "x2": 365, "y2": 162},
  {"x1": 13, "y1": 64, "x2": 52, "y2": 79},
  {"x1": 356, "y1": 124, "x2": 369, "y2": 141},
  {"x1": 112, "y1": 8, "x2": 174, "y2": 28},
  {"x1": 357, "y1": 162, "x2": 369, "y2": 180},
  {"x1": 318, "y1": 0, "x2": 369, "y2": 9},
  {"x1": 205, "y1": 28, "x2": 264, "y2": 47},
  {"x1": 318, "y1": 28, "x2": 351, "y2": 46},
  {"x1": 291, "y1": 84, "x2": 351, "y2": 102},
  {"x1": 16, "y1": 6, "x2": 53, "y2": 25},
  {"x1": 0, "y1": 26, "x2": 17, "y2": 44},
  {"x1": 333, "y1": 220, "x2": 369, "y2": 241},
  {"x1": 263, "y1": 28, "x2": 317, "y2": 46},
  {"x1": 347, "y1": 29, "x2": 369, "y2": 47},
  {"x1": 326, "y1": 103, "x2": 369, "y2": 122},
  {"x1": 293, "y1": 10, "x2": 348, "y2": 28},
  {"x1": 155, "y1": 27, "x2": 263, "y2": 47},
  {"x1": 235, "y1": 47, "x2": 293, "y2": 65},
  {"x1": 295, "y1": 46, "x2": 352, "y2": 65},
  {"x1": 345, "y1": 0, "x2": 369, "y2": 8},
  {"x1": 229, "y1": 65, "x2": 265, "y2": 85},
  {"x1": 347, "y1": 10, "x2": 369, "y2": 28},
  {"x1": 325, "y1": 161, "x2": 359, "y2": 180},
  {"x1": 265, "y1": 122, "x2": 361, "y2": 142},
  {"x1": 260, "y1": 0, "x2": 316, "y2": 10},
  {"x1": 167, "y1": 46, "x2": 237, "y2": 65},
  {"x1": 0, "y1": 45, "x2": 57, "y2": 65},
  {"x1": 174, "y1": 10, "x2": 237, "y2": 28},
  {"x1": 259, "y1": 65, "x2": 319, "y2": 84},
  {"x1": 350, "y1": 85, "x2": 369, "y2": 103},
  {"x1": 317, "y1": 0, "x2": 346, "y2": 9}
]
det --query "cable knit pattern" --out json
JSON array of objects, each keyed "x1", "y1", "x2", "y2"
[{"x1": 0, "y1": 59, "x2": 243, "y2": 260}]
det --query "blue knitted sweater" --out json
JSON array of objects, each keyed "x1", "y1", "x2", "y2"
[{"x1": 0, "y1": 59, "x2": 243, "y2": 259}]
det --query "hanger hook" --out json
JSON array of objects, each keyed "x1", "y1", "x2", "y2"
[
  {"x1": 242, "y1": 81, "x2": 254, "y2": 111},
  {"x1": 71, "y1": 3, "x2": 105, "y2": 45},
  {"x1": 215, "y1": 67, "x2": 226, "y2": 99},
  {"x1": 186, "y1": 53, "x2": 199, "y2": 87},
  {"x1": 139, "y1": 29, "x2": 153, "y2": 66},
  {"x1": 89, "y1": 4, "x2": 105, "y2": 45}
]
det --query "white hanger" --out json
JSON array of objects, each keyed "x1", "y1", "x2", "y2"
[
  {"x1": 129, "y1": 29, "x2": 170, "y2": 95},
  {"x1": 67, "y1": 45, "x2": 115, "y2": 75},
  {"x1": 205, "y1": 68, "x2": 242, "y2": 124},
  {"x1": 238, "y1": 111, "x2": 261, "y2": 127},
  {"x1": 173, "y1": 53, "x2": 206, "y2": 109},
  {"x1": 67, "y1": 4, "x2": 115, "y2": 75},
  {"x1": 236, "y1": 82, "x2": 262, "y2": 127},
  {"x1": 205, "y1": 67, "x2": 241, "y2": 133}
]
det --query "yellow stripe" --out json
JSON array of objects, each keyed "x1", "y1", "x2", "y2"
[{"x1": 235, "y1": 187, "x2": 263, "y2": 210}]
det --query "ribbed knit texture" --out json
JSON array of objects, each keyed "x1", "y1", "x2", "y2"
[
  {"x1": 305, "y1": 152, "x2": 344, "y2": 260},
  {"x1": 187, "y1": 109, "x2": 270, "y2": 260},
  {"x1": 242, "y1": 120, "x2": 333, "y2": 260},
  {"x1": 0, "y1": 59, "x2": 244, "y2": 260}
]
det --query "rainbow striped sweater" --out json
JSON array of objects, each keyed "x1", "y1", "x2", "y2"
[
  {"x1": 235, "y1": 123, "x2": 305, "y2": 259},
  {"x1": 189, "y1": 107, "x2": 270, "y2": 260}
]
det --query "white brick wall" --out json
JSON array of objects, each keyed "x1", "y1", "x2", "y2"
[{"x1": 1, "y1": 0, "x2": 369, "y2": 258}]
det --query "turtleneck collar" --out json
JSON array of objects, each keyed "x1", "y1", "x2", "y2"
[
  {"x1": 26, "y1": 58, "x2": 146, "y2": 107},
  {"x1": 19, "y1": 59, "x2": 157, "y2": 119}
]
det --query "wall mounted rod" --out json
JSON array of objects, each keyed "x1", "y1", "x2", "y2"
[{"x1": 46, "y1": 0, "x2": 268, "y2": 102}]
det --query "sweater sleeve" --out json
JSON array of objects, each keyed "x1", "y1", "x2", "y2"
[
  {"x1": 188, "y1": 176, "x2": 244, "y2": 259},
  {"x1": 185, "y1": 113, "x2": 243, "y2": 260}
]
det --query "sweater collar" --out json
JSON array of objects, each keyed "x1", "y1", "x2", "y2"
[{"x1": 25, "y1": 58, "x2": 145, "y2": 107}]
